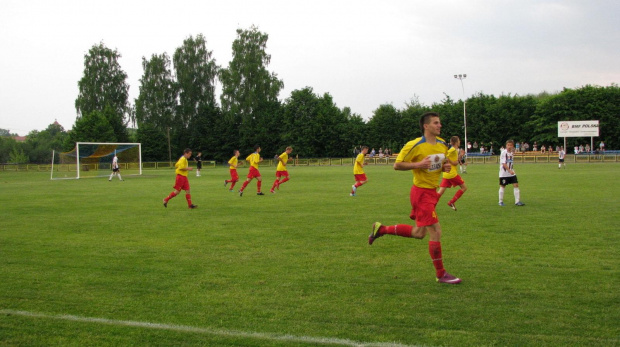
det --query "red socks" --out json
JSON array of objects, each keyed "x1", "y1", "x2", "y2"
[
  {"x1": 271, "y1": 180, "x2": 279, "y2": 191},
  {"x1": 450, "y1": 189, "x2": 464, "y2": 204},
  {"x1": 257, "y1": 181, "x2": 262, "y2": 193},
  {"x1": 229, "y1": 181, "x2": 237, "y2": 190},
  {"x1": 379, "y1": 224, "x2": 413, "y2": 238},
  {"x1": 164, "y1": 191, "x2": 178, "y2": 202},
  {"x1": 240, "y1": 181, "x2": 249, "y2": 192},
  {"x1": 429, "y1": 241, "x2": 445, "y2": 278},
  {"x1": 354, "y1": 182, "x2": 364, "y2": 188},
  {"x1": 186, "y1": 194, "x2": 192, "y2": 207}
]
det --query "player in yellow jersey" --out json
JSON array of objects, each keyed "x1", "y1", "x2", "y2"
[
  {"x1": 368, "y1": 112, "x2": 461, "y2": 284},
  {"x1": 270, "y1": 147, "x2": 293, "y2": 193},
  {"x1": 350, "y1": 146, "x2": 369, "y2": 196},
  {"x1": 224, "y1": 150, "x2": 240, "y2": 192},
  {"x1": 239, "y1": 145, "x2": 264, "y2": 196},
  {"x1": 163, "y1": 148, "x2": 197, "y2": 209},
  {"x1": 437, "y1": 136, "x2": 468, "y2": 211}
]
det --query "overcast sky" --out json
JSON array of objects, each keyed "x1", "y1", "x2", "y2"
[{"x1": 1, "y1": 0, "x2": 619, "y2": 136}]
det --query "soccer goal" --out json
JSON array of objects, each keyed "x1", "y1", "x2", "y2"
[{"x1": 51, "y1": 142, "x2": 142, "y2": 180}]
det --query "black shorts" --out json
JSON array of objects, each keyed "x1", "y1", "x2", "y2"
[
  {"x1": 112, "y1": 168, "x2": 119, "y2": 172},
  {"x1": 459, "y1": 159, "x2": 466, "y2": 164},
  {"x1": 559, "y1": 159, "x2": 564, "y2": 163},
  {"x1": 196, "y1": 162, "x2": 202, "y2": 169},
  {"x1": 499, "y1": 176, "x2": 518, "y2": 186}
]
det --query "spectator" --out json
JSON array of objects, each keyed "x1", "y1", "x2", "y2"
[
  {"x1": 473, "y1": 141, "x2": 478, "y2": 150},
  {"x1": 533, "y1": 142, "x2": 538, "y2": 151},
  {"x1": 467, "y1": 142, "x2": 472, "y2": 152},
  {"x1": 370, "y1": 148, "x2": 376, "y2": 158},
  {"x1": 579, "y1": 144, "x2": 584, "y2": 153},
  {"x1": 524, "y1": 142, "x2": 530, "y2": 152},
  {"x1": 574, "y1": 146, "x2": 579, "y2": 154},
  {"x1": 585, "y1": 144, "x2": 590, "y2": 153},
  {"x1": 541, "y1": 145, "x2": 546, "y2": 154},
  {"x1": 516, "y1": 142, "x2": 521, "y2": 152},
  {"x1": 379, "y1": 148, "x2": 384, "y2": 158},
  {"x1": 600, "y1": 141, "x2": 605, "y2": 152}
]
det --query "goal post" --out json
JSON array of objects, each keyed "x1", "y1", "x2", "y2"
[{"x1": 51, "y1": 142, "x2": 142, "y2": 180}]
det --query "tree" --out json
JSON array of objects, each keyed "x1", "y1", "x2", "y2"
[
  {"x1": 136, "y1": 122, "x2": 168, "y2": 162},
  {"x1": 220, "y1": 26, "x2": 284, "y2": 151},
  {"x1": 25, "y1": 122, "x2": 68, "y2": 163},
  {"x1": 75, "y1": 42, "x2": 130, "y2": 141},
  {"x1": 65, "y1": 107, "x2": 117, "y2": 148}
]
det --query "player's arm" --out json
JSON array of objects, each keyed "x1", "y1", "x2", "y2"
[{"x1": 394, "y1": 157, "x2": 431, "y2": 171}]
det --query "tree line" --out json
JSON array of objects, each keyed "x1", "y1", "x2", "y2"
[{"x1": 1, "y1": 26, "x2": 619, "y2": 164}]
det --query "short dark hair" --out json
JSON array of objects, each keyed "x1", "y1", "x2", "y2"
[
  {"x1": 254, "y1": 144, "x2": 261, "y2": 151},
  {"x1": 450, "y1": 136, "x2": 460, "y2": 145},
  {"x1": 183, "y1": 148, "x2": 192, "y2": 154},
  {"x1": 361, "y1": 146, "x2": 369, "y2": 150},
  {"x1": 419, "y1": 112, "x2": 440, "y2": 134},
  {"x1": 506, "y1": 139, "x2": 515, "y2": 145}
]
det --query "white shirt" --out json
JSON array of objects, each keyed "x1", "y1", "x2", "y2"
[
  {"x1": 499, "y1": 149, "x2": 515, "y2": 177},
  {"x1": 559, "y1": 150, "x2": 565, "y2": 160},
  {"x1": 112, "y1": 156, "x2": 119, "y2": 169}
]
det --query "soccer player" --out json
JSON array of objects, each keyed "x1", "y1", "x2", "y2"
[
  {"x1": 225, "y1": 150, "x2": 240, "y2": 191},
  {"x1": 558, "y1": 146, "x2": 566, "y2": 169},
  {"x1": 499, "y1": 140, "x2": 525, "y2": 206},
  {"x1": 194, "y1": 151, "x2": 202, "y2": 177},
  {"x1": 368, "y1": 112, "x2": 461, "y2": 284},
  {"x1": 350, "y1": 146, "x2": 369, "y2": 196},
  {"x1": 108, "y1": 153, "x2": 123, "y2": 181},
  {"x1": 239, "y1": 145, "x2": 264, "y2": 196},
  {"x1": 163, "y1": 148, "x2": 197, "y2": 209},
  {"x1": 458, "y1": 148, "x2": 467, "y2": 173},
  {"x1": 271, "y1": 146, "x2": 293, "y2": 193},
  {"x1": 437, "y1": 136, "x2": 467, "y2": 211}
]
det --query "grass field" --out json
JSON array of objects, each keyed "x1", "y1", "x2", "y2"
[{"x1": 1, "y1": 162, "x2": 619, "y2": 346}]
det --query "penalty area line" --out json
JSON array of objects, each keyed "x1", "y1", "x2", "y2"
[{"x1": 0, "y1": 309, "x2": 421, "y2": 347}]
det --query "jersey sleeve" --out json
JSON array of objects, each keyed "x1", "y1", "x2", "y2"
[{"x1": 396, "y1": 140, "x2": 419, "y2": 163}]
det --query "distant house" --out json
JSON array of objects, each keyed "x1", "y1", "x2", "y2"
[{"x1": 12, "y1": 136, "x2": 27, "y2": 142}]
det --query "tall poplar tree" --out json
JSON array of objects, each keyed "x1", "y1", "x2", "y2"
[
  {"x1": 220, "y1": 26, "x2": 284, "y2": 150},
  {"x1": 75, "y1": 42, "x2": 130, "y2": 141}
]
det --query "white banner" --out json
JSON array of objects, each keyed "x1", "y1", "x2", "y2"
[{"x1": 558, "y1": 120, "x2": 599, "y2": 137}]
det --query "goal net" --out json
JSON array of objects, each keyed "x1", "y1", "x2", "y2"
[{"x1": 51, "y1": 142, "x2": 142, "y2": 180}]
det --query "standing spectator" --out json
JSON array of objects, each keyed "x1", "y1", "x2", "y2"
[
  {"x1": 600, "y1": 141, "x2": 605, "y2": 152},
  {"x1": 378, "y1": 148, "x2": 384, "y2": 158},
  {"x1": 163, "y1": 148, "x2": 196, "y2": 209},
  {"x1": 489, "y1": 145, "x2": 494, "y2": 155},
  {"x1": 541, "y1": 145, "x2": 546, "y2": 154},
  {"x1": 524, "y1": 142, "x2": 530, "y2": 152},
  {"x1": 370, "y1": 148, "x2": 376, "y2": 158},
  {"x1": 558, "y1": 146, "x2": 566, "y2": 169},
  {"x1": 585, "y1": 144, "x2": 591, "y2": 153},
  {"x1": 473, "y1": 141, "x2": 478, "y2": 150},
  {"x1": 556, "y1": 145, "x2": 560, "y2": 152},
  {"x1": 516, "y1": 142, "x2": 521, "y2": 152},
  {"x1": 574, "y1": 146, "x2": 579, "y2": 154},
  {"x1": 533, "y1": 142, "x2": 538, "y2": 151},
  {"x1": 499, "y1": 140, "x2": 525, "y2": 206},
  {"x1": 368, "y1": 112, "x2": 461, "y2": 284},
  {"x1": 467, "y1": 142, "x2": 472, "y2": 152},
  {"x1": 579, "y1": 144, "x2": 584, "y2": 153}
]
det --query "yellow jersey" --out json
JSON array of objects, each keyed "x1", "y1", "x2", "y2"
[
  {"x1": 228, "y1": 156, "x2": 238, "y2": 170},
  {"x1": 246, "y1": 153, "x2": 260, "y2": 169},
  {"x1": 175, "y1": 156, "x2": 189, "y2": 176},
  {"x1": 443, "y1": 147, "x2": 458, "y2": 180},
  {"x1": 354, "y1": 153, "x2": 366, "y2": 175},
  {"x1": 276, "y1": 152, "x2": 288, "y2": 171},
  {"x1": 396, "y1": 136, "x2": 449, "y2": 189}
]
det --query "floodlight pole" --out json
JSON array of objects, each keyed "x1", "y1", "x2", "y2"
[{"x1": 454, "y1": 74, "x2": 468, "y2": 156}]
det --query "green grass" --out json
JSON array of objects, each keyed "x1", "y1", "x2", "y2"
[{"x1": 1, "y1": 163, "x2": 619, "y2": 346}]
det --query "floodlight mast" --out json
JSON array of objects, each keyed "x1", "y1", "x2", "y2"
[{"x1": 454, "y1": 74, "x2": 468, "y2": 156}]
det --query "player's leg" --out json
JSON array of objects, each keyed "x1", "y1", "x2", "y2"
[
  {"x1": 427, "y1": 223, "x2": 461, "y2": 284},
  {"x1": 513, "y1": 182, "x2": 524, "y2": 206},
  {"x1": 449, "y1": 182, "x2": 467, "y2": 205},
  {"x1": 164, "y1": 188, "x2": 181, "y2": 207},
  {"x1": 256, "y1": 175, "x2": 263, "y2": 194},
  {"x1": 185, "y1": 188, "x2": 196, "y2": 208},
  {"x1": 109, "y1": 171, "x2": 114, "y2": 181},
  {"x1": 499, "y1": 180, "x2": 506, "y2": 206},
  {"x1": 437, "y1": 187, "x2": 447, "y2": 198},
  {"x1": 117, "y1": 171, "x2": 123, "y2": 181},
  {"x1": 271, "y1": 172, "x2": 279, "y2": 193},
  {"x1": 239, "y1": 177, "x2": 251, "y2": 193}
]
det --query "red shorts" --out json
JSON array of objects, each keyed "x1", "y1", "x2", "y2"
[
  {"x1": 354, "y1": 174, "x2": 367, "y2": 182},
  {"x1": 173, "y1": 174, "x2": 190, "y2": 191},
  {"x1": 440, "y1": 175, "x2": 465, "y2": 188},
  {"x1": 409, "y1": 186, "x2": 439, "y2": 227},
  {"x1": 276, "y1": 170, "x2": 289, "y2": 178},
  {"x1": 230, "y1": 169, "x2": 239, "y2": 181},
  {"x1": 247, "y1": 167, "x2": 261, "y2": 179}
]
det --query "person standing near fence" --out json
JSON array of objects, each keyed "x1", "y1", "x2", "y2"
[
  {"x1": 368, "y1": 112, "x2": 461, "y2": 284},
  {"x1": 163, "y1": 148, "x2": 197, "y2": 209},
  {"x1": 225, "y1": 150, "x2": 240, "y2": 192},
  {"x1": 558, "y1": 147, "x2": 566, "y2": 169},
  {"x1": 438, "y1": 136, "x2": 467, "y2": 211},
  {"x1": 239, "y1": 145, "x2": 264, "y2": 196},
  {"x1": 499, "y1": 140, "x2": 525, "y2": 207},
  {"x1": 108, "y1": 153, "x2": 123, "y2": 181},
  {"x1": 271, "y1": 147, "x2": 293, "y2": 193},
  {"x1": 194, "y1": 151, "x2": 202, "y2": 177},
  {"x1": 350, "y1": 146, "x2": 369, "y2": 197}
]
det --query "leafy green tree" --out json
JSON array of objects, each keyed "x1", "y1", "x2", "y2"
[
  {"x1": 25, "y1": 122, "x2": 68, "y2": 163},
  {"x1": 0, "y1": 128, "x2": 17, "y2": 137},
  {"x1": 75, "y1": 42, "x2": 130, "y2": 141},
  {"x1": 9, "y1": 146, "x2": 28, "y2": 164},
  {"x1": 220, "y1": 26, "x2": 284, "y2": 149},
  {"x1": 65, "y1": 108, "x2": 116, "y2": 148},
  {"x1": 0, "y1": 136, "x2": 17, "y2": 163},
  {"x1": 136, "y1": 122, "x2": 168, "y2": 161}
]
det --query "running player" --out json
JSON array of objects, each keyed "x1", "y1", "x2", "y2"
[
  {"x1": 437, "y1": 136, "x2": 467, "y2": 211},
  {"x1": 239, "y1": 145, "x2": 264, "y2": 196},
  {"x1": 225, "y1": 150, "x2": 240, "y2": 191},
  {"x1": 271, "y1": 147, "x2": 293, "y2": 193},
  {"x1": 368, "y1": 112, "x2": 461, "y2": 284},
  {"x1": 499, "y1": 140, "x2": 525, "y2": 206},
  {"x1": 163, "y1": 148, "x2": 197, "y2": 209},
  {"x1": 350, "y1": 146, "x2": 369, "y2": 196}
]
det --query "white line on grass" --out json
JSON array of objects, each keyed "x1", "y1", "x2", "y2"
[{"x1": 0, "y1": 309, "x2": 425, "y2": 347}]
